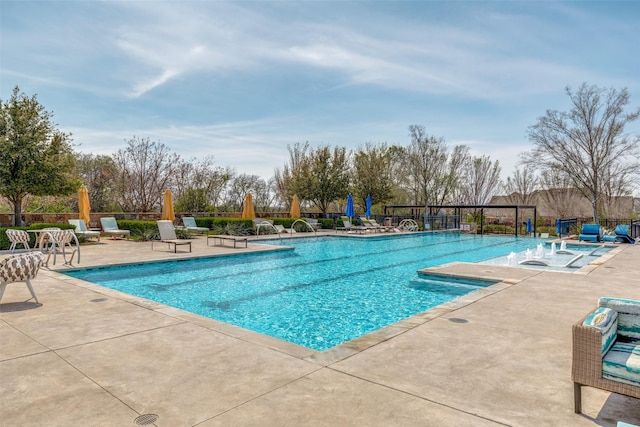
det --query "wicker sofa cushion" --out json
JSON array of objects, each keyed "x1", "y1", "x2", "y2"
[
  {"x1": 602, "y1": 340, "x2": 640, "y2": 387},
  {"x1": 599, "y1": 297, "x2": 640, "y2": 340},
  {"x1": 583, "y1": 307, "x2": 619, "y2": 354}
]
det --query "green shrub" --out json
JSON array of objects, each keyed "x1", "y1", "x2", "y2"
[
  {"x1": 318, "y1": 218, "x2": 334, "y2": 229},
  {"x1": 116, "y1": 220, "x2": 157, "y2": 241},
  {"x1": 196, "y1": 217, "x2": 253, "y2": 233},
  {"x1": 483, "y1": 224, "x2": 515, "y2": 234},
  {"x1": 28, "y1": 222, "x2": 75, "y2": 231},
  {"x1": 217, "y1": 222, "x2": 251, "y2": 236},
  {"x1": 273, "y1": 218, "x2": 295, "y2": 228},
  {"x1": 194, "y1": 217, "x2": 254, "y2": 235}
]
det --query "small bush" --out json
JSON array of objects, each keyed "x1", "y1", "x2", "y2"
[
  {"x1": 318, "y1": 218, "x2": 334, "y2": 229},
  {"x1": 117, "y1": 220, "x2": 157, "y2": 241},
  {"x1": 196, "y1": 217, "x2": 253, "y2": 233},
  {"x1": 216, "y1": 222, "x2": 251, "y2": 236},
  {"x1": 28, "y1": 222, "x2": 75, "y2": 231},
  {"x1": 483, "y1": 224, "x2": 515, "y2": 234}
]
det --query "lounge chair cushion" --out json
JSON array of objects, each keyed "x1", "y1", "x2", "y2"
[
  {"x1": 579, "y1": 223, "x2": 601, "y2": 242},
  {"x1": 182, "y1": 217, "x2": 208, "y2": 233},
  {"x1": 602, "y1": 341, "x2": 640, "y2": 387},
  {"x1": 614, "y1": 224, "x2": 631, "y2": 236},
  {"x1": 599, "y1": 297, "x2": 640, "y2": 340},
  {"x1": 583, "y1": 307, "x2": 618, "y2": 354}
]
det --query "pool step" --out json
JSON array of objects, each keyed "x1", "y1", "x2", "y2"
[{"x1": 407, "y1": 276, "x2": 488, "y2": 295}]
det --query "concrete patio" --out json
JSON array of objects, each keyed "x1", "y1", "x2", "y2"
[{"x1": 1, "y1": 233, "x2": 639, "y2": 426}]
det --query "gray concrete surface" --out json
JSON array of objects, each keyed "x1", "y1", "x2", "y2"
[{"x1": 1, "y1": 233, "x2": 639, "y2": 426}]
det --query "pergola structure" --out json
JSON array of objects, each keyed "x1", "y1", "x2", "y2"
[{"x1": 383, "y1": 204, "x2": 538, "y2": 237}]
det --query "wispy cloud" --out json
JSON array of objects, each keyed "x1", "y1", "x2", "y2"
[{"x1": 3, "y1": 1, "x2": 638, "y2": 185}]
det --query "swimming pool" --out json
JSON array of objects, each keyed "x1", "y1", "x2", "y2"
[{"x1": 65, "y1": 233, "x2": 545, "y2": 351}]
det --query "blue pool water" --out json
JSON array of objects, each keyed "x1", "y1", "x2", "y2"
[{"x1": 65, "y1": 233, "x2": 545, "y2": 351}]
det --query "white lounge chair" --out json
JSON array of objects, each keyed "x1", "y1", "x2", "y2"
[
  {"x1": 68, "y1": 219, "x2": 101, "y2": 241},
  {"x1": 336, "y1": 218, "x2": 366, "y2": 234},
  {"x1": 274, "y1": 224, "x2": 287, "y2": 234},
  {"x1": 153, "y1": 220, "x2": 192, "y2": 253},
  {"x1": 182, "y1": 217, "x2": 209, "y2": 234},
  {"x1": 519, "y1": 253, "x2": 584, "y2": 268},
  {"x1": 100, "y1": 217, "x2": 130, "y2": 240},
  {"x1": 303, "y1": 218, "x2": 321, "y2": 230},
  {"x1": 0, "y1": 252, "x2": 45, "y2": 304},
  {"x1": 368, "y1": 218, "x2": 391, "y2": 231}
]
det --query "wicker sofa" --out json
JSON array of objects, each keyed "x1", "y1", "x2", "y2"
[{"x1": 572, "y1": 297, "x2": 640, "y2": 413}]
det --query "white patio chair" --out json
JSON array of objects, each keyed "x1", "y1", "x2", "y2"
[
  {"x1": 44, "y1": 229, "x2": 81, "y2": 267},
  {"x1": 0, "y1": 251, "x2": 45, "y2": 304},
  {"x1": 5, "y1": 229, "x2": 31, "y2": 253}
]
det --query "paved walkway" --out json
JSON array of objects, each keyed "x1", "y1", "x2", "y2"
[{"x1": 1, "y1": 233, "x2": 639, "y2": 426}]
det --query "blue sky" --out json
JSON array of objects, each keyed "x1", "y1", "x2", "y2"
[{"x1": 2, "y1": 1, "x2": 639, "y2": 183}]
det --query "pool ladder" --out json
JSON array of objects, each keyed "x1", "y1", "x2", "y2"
[{"x1": 290, "y1": 219, "x2": 318, "y2": 237}]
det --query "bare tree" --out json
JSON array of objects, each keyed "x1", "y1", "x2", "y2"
[
  {"x1": 253, "y1": 177, "x2": 278, "y2": 213},
  {"x1": 456, "y1": 155, "x2": 502, "y2": 206},
  {"x1": 599, "y1": 163, "x2": 635, "y2": 218},
  {"x1": 112, "y1": 136, "x2": 179, "y2": 212},
  {"x1": 172, "y1": 156, "x2": 233, "y2": 212},
  {"x1": 522, "y1": 83, "x2": 640, "y2": 222},
  {"x1": 400, "y1": 125, "x2": 469, "y2": 207},
  {"x1": 537, "y1": 170, "x2": 584, "y2": 218},
  {"x1": 503, "y1": 167, "x2": 538, "y2": 205},
  {"x1": 226, "y1": 174, "x2": 264, "y2": 212}
]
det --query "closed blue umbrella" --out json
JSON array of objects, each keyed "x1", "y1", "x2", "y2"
[
  {"x1": 556, "y1": 218, "x2": 561, "y2": 235},
  {"x1": 526, "y1": 218, "x2": 532, "y2": 233},
  {"x1": 365, "y1": 194, "x2": 372, "y2": 218},
  {"x1": 345, "y1": 194, "x2": 355, "y2": 219}
]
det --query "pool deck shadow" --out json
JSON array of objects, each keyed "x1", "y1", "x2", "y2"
[{"x1": 1, "y1": 233, "x2": 639, "y2": 426}]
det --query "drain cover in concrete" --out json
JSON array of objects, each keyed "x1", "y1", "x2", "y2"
[{"x1": 134, "y1": 414, "x2": 159, "y2": 425}]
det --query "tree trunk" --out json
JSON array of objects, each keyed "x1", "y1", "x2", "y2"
[{"x1": 12, "y1": 195, "x2": 23, "y2": 226}]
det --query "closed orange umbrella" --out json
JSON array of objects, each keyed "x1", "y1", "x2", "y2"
[
  {"x1": 242, "y1": 193, "x2": 256, "y2": 219},
  {"x1": 162, "y1": 189, "x2": 175, "y2": 221},
  {"x1": 289, "y1": 194, "x2": 301, "y2": 218},
  {"x1": 78, "y1": 185, "x2": 91, "y2": 225}
]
